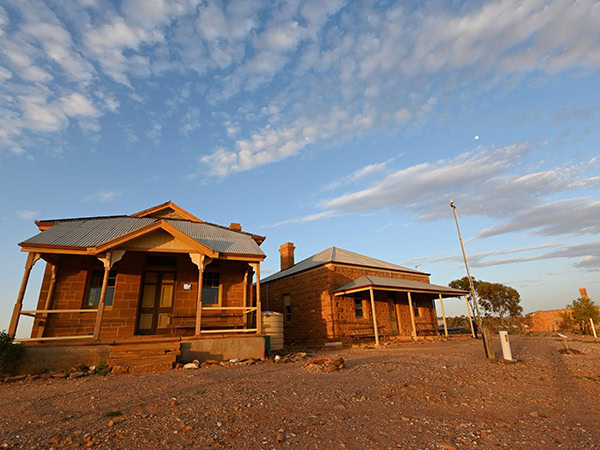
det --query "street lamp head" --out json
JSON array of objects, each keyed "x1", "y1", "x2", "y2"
[{"x1": 450, "y1": 200, "x2": 455, "y2": 208}]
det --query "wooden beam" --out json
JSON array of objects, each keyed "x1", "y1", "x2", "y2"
[
  {"x1": 464, "y1": 295, "x2": 475, "y2": 338},
  {"x1": 369, "y1": 287, "x2": 380, "y2": 346},
  {"x1": 439, "y1": 293, "x2": 448, "y2": 337},
  {"x1": 407, "y1": 292, "x2": 417, "y2": 339},
  {"x1": 8, "y1": 252, "x2": 40, "y2": 338},
  {"x1": 190, "y1": 254, "x2": 211, "y2": 336},
  {"x1": 93, "y1": 253, "x2": 111, "y2": 340},
  {"x1": 394, "y1": 301, "x2": 403, "y2": 335},
  {"x1": 255, "y1": 263, "x2": 262, "y2": 334},
  {"x1": 199, "y1": 328, "x2": 258, "y2": 334},
  {"x1": 37, "y1": 264, "x2": 58, "y2": 338},
  {"x1": 14, "y1": 335, "x2": 93, "y2": 342},
  {"x1": 243, "y1": 269, "x2": 249, "y2": 328},
  {"x1": 248, "y1": 269, "x2": 254, "y2": 329}
]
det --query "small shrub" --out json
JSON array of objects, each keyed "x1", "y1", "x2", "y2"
[{"x1": 0, "y1": 331, "x2": 24, "y2": 374}]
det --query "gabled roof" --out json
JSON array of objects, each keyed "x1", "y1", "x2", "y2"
[
  {"x1": 20, "y1": 202, "x2": 266, "y2": 257},
  {"x1": 334, "y1": 275, "x2": 468, "y2": 297},
  {"x1": 131, "y1": 201, "x2": 203, "y2": 223},
  {"x1": 261, "y1": 247, "x2": 428, "y2": 283}
]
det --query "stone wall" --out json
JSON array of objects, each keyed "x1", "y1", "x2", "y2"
[{"x1": 261, "y1": 263, "x2": 438, "y2": 345}]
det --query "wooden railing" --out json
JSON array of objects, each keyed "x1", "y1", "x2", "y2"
[{"x1": 13, "y1": 309, "x2": 96, "y2": 342}]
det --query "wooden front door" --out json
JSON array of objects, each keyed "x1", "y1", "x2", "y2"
[
  {"x1": 388, "y1": 300, "x2": 399, "y2": 336},
  {"x1": 136, "y1": 271, "x2": 175, "y2": 335}
]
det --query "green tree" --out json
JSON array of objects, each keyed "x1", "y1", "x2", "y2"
[
  {"x1": 448, "y1": 277, "x2": 522, "y2": 323},
  {"x1": 477, "y1": 282, "x2": 523, "y2": 322},
  {"x1": 563, "y1": 297, "x2": 600, "y2": 334}
]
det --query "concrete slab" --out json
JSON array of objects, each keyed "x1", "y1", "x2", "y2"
[
  {"x1": 17, "y1": 345, "x2": 112, "y2": 374},
  {"x1": 180, "y1": 336, "x2": 265, "y2": 362}
]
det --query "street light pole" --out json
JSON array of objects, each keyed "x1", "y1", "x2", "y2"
[
  {"x1": 449, "y1": 200, "x2": 483, "y2": 323},
  {"x1": 449, "y1": 200, "x2": 495, "y2": 358}
]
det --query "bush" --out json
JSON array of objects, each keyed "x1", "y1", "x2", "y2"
[{"x1": 0, "y1": 331, "x2": 24, "y2": 374}]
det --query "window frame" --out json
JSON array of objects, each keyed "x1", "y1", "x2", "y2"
[
  {"x1": 354, "y1": 298, "x2": 364, "y2": 319},
  {"x1": 412, "y1": 299, "x2": 420, "y2": 317},
  {"x1": 201, "y1": 271, "x2": 222, "y2": 307},
  {"x1": 83, "y1": 269, "x2": 117, "y2": 310},
  {"x1": 283, "y1": 294, "x2": 292, "y2": 322}
]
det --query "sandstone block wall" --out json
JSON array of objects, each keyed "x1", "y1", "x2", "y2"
[
  {"x1": 261, "y1": 263, "x2": 438, "y2": 345},
  {"x1": 31, "y1": 253, "x2": 250, "y2": 339}
]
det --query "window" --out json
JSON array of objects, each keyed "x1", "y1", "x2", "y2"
[
  {"x1": 284, "y1": 295, "x2": 292, "y2": 322},
  {"x1": 86, "y1": 270, "x2": 116, "y2": 308},
  {"x1": 354, "y1": 298, "x2": 364, "y2": 318},
  {"x1": 412, "y1": 299, "x2": 420, "y2": 317},
  {"x1": 202, "y1": 272, "x2": 220, "y2": 306}
]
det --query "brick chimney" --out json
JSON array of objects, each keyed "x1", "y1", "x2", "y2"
[
  {"x1": 279, "y1": 242, "x2": 295, "y2": 271},
  {"x1": 229, "y1": 222, "x2": 242, "y2": 231}
]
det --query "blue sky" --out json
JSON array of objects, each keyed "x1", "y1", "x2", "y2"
[{"x1": 1, "y1": 0, "x2": 600, "y2": 334}]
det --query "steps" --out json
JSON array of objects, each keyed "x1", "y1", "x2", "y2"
[{"x1": 108, "y1": 341, "x2": 181, "y2": 373}]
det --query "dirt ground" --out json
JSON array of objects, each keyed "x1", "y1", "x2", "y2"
[{"x1": 1, "y1": 335, "x2": 599, "y2": 449}]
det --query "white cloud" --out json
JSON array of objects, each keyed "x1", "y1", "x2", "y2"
[
  {"x1": 477, "y1": 198, "x2": 600, "y2": 239},
  {"x1": 83, "y1": 190, "x2": 121, "y2": 203},
  {"x1": 146, "y1": 121, "x2": 162, "y2": 144},
  {"x1": 16, "y1": 210, "x2": 37, "y2": 220},
  {"x1": 180, "y1": 106, "x2": 201, "y2": 135},
  {"x1": 470, "y1": 242, "x2": 600, "y2": 272},
  {"x1": 322, "y1": 158, "x2": 395, "y2": 191}
]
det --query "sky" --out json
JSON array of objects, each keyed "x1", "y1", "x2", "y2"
[{"x1": 1, "y1": 0, "x2": 600, "y2": 335}]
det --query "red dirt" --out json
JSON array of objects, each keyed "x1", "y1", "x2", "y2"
[{"x1": 1, "y1": 335, "x2": 599, "y2": 448}]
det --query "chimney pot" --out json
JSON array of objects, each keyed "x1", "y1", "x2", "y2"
[
  {"x1": 279, "y1": 242, "x2": 295, "y2": 271},
  {"x1": 229, "y1": 222, "x2": 242, "y2": 231}
]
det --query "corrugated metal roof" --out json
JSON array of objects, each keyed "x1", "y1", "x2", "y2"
[
  {"x1": 261, "y1": 247, "x2": 427, "y2": 283},
  {"x1": 334, "y1": 275, "x2": 468, "y2": 296},
  {"x1": 167, "y1": 220, "x2": 264, "y2": 255},
  {"x1": 21, "y1": 217, "x2": 264, "y2": 256}
]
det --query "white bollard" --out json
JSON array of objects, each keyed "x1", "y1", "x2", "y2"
[
  {"x1": 499, "y1": 331, "x2": 513, "y2": 361},
  {"x1": 591, "y1": 318, "x2": 598, "y2": 339}
]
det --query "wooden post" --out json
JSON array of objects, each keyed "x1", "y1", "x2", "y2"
[
  {"x1": 591, "y1": 318, "x2": 598, "y2": 338},
  {"x1": 248, "y1": 268, "x2": 254, "y2": 329},
  {"x1": 407, "y1": 291, "x2": 417, "y2": 339},
  {"x1": 93, "y1": 253, "x2": 111, "y2": 340},
  {"x1": 92, "y1": 250, "x2": 125, "y2": 341},
  {"x1": 394, "y1": 301, "x2": 402, "y2": 335},
  {"x1": 8, "y1": 252, "x2": 40, "y2": 338},
  {"x1": 439, "y1": 293, "x2": 448, "y2": 337},
  {"x1": 243, "y1": 269, "x2": 249, "y2": 330},
  {"x1": 254, "y1": 263, "x2": 262, "y2": 334},
  {"x1": 464, "y1": 295, "x2": 475, "y2": 338},
  {"x1": 369, "y1": 288, "x2": 380, "y2": 346},
  {"x1": 189, "y1": 254, "x2": 208, "y2": 336},
  {"x1": 37, "y1": 264, "x2": 58, "y2": 338}
]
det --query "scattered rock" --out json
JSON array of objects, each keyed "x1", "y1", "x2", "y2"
[
  {"x1": 183, "y1": 362, "x2": 199, "y2": 370},
  {"x1": 529, "y1": 411, "x2": 539, "y2": 418},
  {"x1": 305, "y1": 356, "x2": 345, "y2": 372},
  {"x1": 334, "y1": 404, "x2": 345, "y2": 410},
  {"x1": 277, "y1": 429, "x2": 285, "y2": 443},
  {"x1": 401, "y1": 417, "x2": 411, "y2": 424},
  {"x1": 69, "y1": 371, "x2": 85, "y2": 379},
  {"x1": 3, "y1": 375, "x2": 27, "y2": 383},
  {"x1": 438, "y1": 441, "x2": 458, "y2": 449},
  {"x1": 111, "y1": 366, "x2": 128, "y2": 375},
  {"x1": 51, "y1": 372, "x2": 67, "y2": 379}
]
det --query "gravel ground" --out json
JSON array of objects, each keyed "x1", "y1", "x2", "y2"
[{"x1": 1, "y1": 335, "x2": 599, "y2": 449}]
